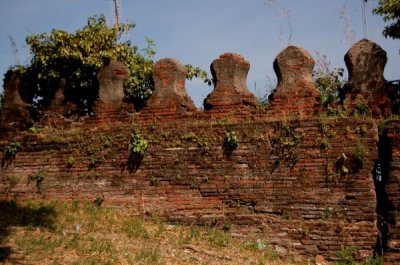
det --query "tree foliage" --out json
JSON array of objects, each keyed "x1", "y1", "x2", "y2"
[
  {"x1": 14, "y1": 15, "x2": 156, "y2": 115},
  {"x1": 373, "y1": 0, "x2": 400, "y2": 39}
]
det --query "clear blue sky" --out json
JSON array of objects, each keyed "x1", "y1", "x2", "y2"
[{"x1": 0, "y1": 0, "x2": 398, "y2": 107}]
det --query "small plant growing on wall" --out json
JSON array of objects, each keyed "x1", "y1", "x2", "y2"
[
  {"x1": 3, "y1": 175, "x2": 20, "y2": 193},
  {"x1": 197, "y1": 138, "x2": 210, "y2": 154},
  {"x1": 127, "y1": 130, "x2": 148, "y2": 170},
  {"x1": 149, "y1": 175, "x2": 159, "y2": 186},
  {"x1": 354, "y1": 101, "x2": 371, "y2": 117},
  {"x1": 28, "y1": 169, "x2": 46, "y2": 194},
  {"x1": 318, "y1": 119, "x2": 337, "y2": 149},
  {"x1": 4, "y1": 142, "x2": 21, "y2": 159},
  {"x1": 181, "y1": 132, "x2": 210, "y2": 155},
  {"x1": 129, "y1": 130, "x2": 148, "y2": 156},
  {"x1": 224, "y1": 131, "x2": 239, "y2": 149},
  {"x1": 66, "y1": 156, "x2": 75, "y2": 169},
  {"x1": 271, "y1": 122, "x2": 302, "y2": 168}
]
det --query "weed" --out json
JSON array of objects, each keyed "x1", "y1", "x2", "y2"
[
  {"x1": 135, "y1": 246, "x2": 161, "y2": 264},
  {"x1": 122, "y1": 218, "x2": 149, "y2": 239},
  {"x1": 101, "y1": 135, "x2": 113, "y2": 148},
  {"x1": 127, "y1": 130, "x2": 148, "y2": 170},
  {"x1": 66, "y1": 156, "x2": 75, "y2": 168},
  {"x1": 181, "y1": 132, "x2": 197, "y2": 142},
  {"x1": 4, "y1": 141, "x2": 21, "y2": 158},
  {"x1": 334, "y1": 246, "x2": 357, "y2": 265},
  {"x1": 208, "y1": 228, "x2": 231, "y2": 247},
  {"x1": 355, "y1": 125, "x2": 368, "y2": 135},
  {"x1": 150, "y1": 175, "x2": 159, "y2": 186},
  {"x1": 197, "y1": 137, "x2": 210, "y2": 154},
  {"x1": 71, "y1": 200, "x2": 79, "y2": 211},
  {"x1": 129, "y1": 130, "x2": 148, "y2": 156},
  {"x1": 319, "y1": 137, "x2": 331, "y2": 149},
  {"x1": 87, "y1": 236, "x2": 114, "y2": 255},
  {"x1": 353, "y1": 140, "x2": 367, "y2": 161},
  {"x1": 354, "y1": 101, "x2": 371, "y2": 117},
  {"x1": 261, "y1": 245, "x2": 280, "y2": 261},
  {"x1": 364, "y1": 256, "x2": 384, "y2": 265},
  {"x1": 28, "y1": 169, "x2": 46, "y2": 193},
  {"x1": 15, "y1": 233, "x2": 62, "y2": 253},
  {"x1": 271, "y1": 122, "x2": 302, "y2": 168},
  {"x1": 224, "y1": 131, "x2": 239, "y2": 149},
  {"x1": 216, "y1": 117, "x2": 230, "y2": 125},
  {"x1": 3, "y1": 175, "x2": 20, "y2": 191},
  {"x1": 29, "y1": 125, "x2": 41, "y2": 135},
  {"x1": 86, "y1": 145, "x2": 104, "y2": 170}
]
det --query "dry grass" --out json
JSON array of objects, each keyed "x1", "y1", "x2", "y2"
[{"x1": 0, "y1": 199, "x2": 303, "y2": 265}]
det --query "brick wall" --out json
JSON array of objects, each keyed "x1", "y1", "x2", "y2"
[
  {"x1": 0, "y1": 112, "x2": 379, "y2": 260},
  {"x1": 0, "y1": 39, "x2": 398, "y2": 262}
]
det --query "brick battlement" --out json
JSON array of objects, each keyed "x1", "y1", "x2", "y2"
[{"x1": 0, "y1": 40, "x2": 399, "y2": 262}]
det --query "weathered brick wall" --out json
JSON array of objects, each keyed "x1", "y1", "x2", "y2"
[
  {"x1": 0, "y1": 39, "x2": 398, "y2": 262},
  {"x1": 0, "y1": 113, "x2": 378, "y2": 260}
]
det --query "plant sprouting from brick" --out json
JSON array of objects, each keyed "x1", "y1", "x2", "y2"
[
  {"x1": 208, "y1": 228, "x2": 231, "y2": 247},
  {"x1": 67, "y1": 156, "x2": 75, "y2": 168},
  {"x1": 334, "y1": 246, "x2": 357, "y2": 265},
  {"x1": 101, "y1": 135, "x2": 113, "y2": 148},
  {"x1": 28, "y1": 169, "x2": 46, "y2": 194},
  {"x1": 354, "y1": 101, "x2": 371, "y2": 117},
  {"x1": 4, "y1": 175, "x2": 20, "y2": 192},
  {"x1": 4, "y1": 141, "x2": 21, "y2": 158},
  {"x1": 364, "y1": 256, "x2": 384, "y2": 265},
  {"x1": 318, "y1": 119, "x2": 337, "y2": 149},
  {"x1": 29, "y1": 125, "x2": 41, "y2": 135},
  {"x1": 181, "y1": 132, "x2": 197, "y2": 142},
  {"x1": 353, "y1": 140, "x2": 367, "y2": 162},
  {"x1": 224, "y1": 131, "x2": 239, "y2": 149},
  {"x1": 182, "y1": 132, "x2": 210, "y2": 154},
  {"x1": 355, "y1": 125, "x2": 367, "y2": 136},
  {"x1": 271, "y1": 122, "x2": 302, "y2": 168},
  {"x1": 86, "y1": 145, "x2": 104, "y2": 170},
  {"x1": 129, "y1": 130, "x2": 148, "y2": 156},
  {"x1": 197, "y1": 138, "x2": 210, "y2": 154},
  {"x1": 149, "y1": 175, "x2": 159, "y2": 186}
]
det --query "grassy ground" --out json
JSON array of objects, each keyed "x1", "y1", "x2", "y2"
[{"x1": 0, "y1": 199, "x2": 303, "y2": 265}]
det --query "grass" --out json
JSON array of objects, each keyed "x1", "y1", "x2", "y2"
[{"x1": 0, "y1": 199, "x2": 306, "y2": 265}]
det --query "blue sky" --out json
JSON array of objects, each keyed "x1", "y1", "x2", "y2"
[{"x1": 0, "y1": 0, "x2": 398, "y2": 107}]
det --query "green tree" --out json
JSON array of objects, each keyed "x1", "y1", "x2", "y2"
[
  {"x1": 16, "y1": 15, "x2": 155, "y2": 114},
  {"x1": 373, "y1": 0, "x2": 400, "y2": 39}
]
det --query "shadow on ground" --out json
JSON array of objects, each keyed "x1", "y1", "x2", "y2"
[{"x1": 0, "y1": 200, "x2": 56, "y2": 263}]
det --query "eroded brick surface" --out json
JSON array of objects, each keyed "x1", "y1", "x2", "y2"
[
  {"x1": 0, "y1": 71, "x2": 33, "y2": 131},
  {"x1": 97, "y1": 60, "x2": 130, "y2": 105},
  {"x1": 342, "y1": 39, "x2": 393, "y2": 117},
  {"x1": 267, "y1": 46, "x2": 320, "y2": 118},
  {"x1": 203, "y1": 53, "x2": 258, "y2": 110},
  {"x1": 143, "y1": 58, "x2": 196, "y2": 113}
]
